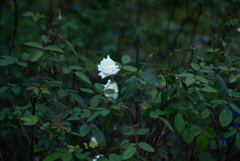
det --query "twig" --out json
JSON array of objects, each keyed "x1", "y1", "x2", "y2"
[
  {"x1": 166, "y1": 0, "x2": 176, "y2": 51},
  {"x1": 225, "y1": 36, "x2": 237, "y2": 64},
  {"x1": 135, "y1": 0, "x2": 140, "y2": 157},
  {"x1": 189, "y1": 2, "x2": 203, "y2": 61}
]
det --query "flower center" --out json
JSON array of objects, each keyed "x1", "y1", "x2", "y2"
[{"x1": 103, "y1": 62, "x2": 114, "y2": 73}]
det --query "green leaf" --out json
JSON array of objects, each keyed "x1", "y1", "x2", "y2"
[
  {"x1": 65, "y1": 41, "x2": 77, "y2": 56},
  {"x1": 178, "y1": 73, "x2": 194, "y2": 77},
  {"x1": 40, "y1": 87, "x2": 50, "y2": 94},
  {"x1": 62, "y1": 67, "x2": 71, "y2": 74},
  {"x1": 196, "y1": 76, "x2": 209, "y2": 84},
  {"x1": 141, "y1": 72, "x2": 160, "y2": 87},
  {"x1": 90, "y1": 95, "x2": 102, "y2": 108},
  {"x1": 150, "y1": 111, "x2": 158, "y2": 118},
  {"x1": 91, "y1": 125, "x2": 106, "y2": 146},
  {"x1": 136, "y1": 128, "x2": 149, "y2": 135},
  {"x1": 2, "y1": 56, "x2": 18, "y2": 62},
  {"x1": 121, "y1": 78, "x2": 138, "y2": 99},
  {"x1": 75, "y1": 154, "x2": 85, "y2": 160},
  {"x1": 80, "y1": 88, "x2": 94, "y2": 94},
  {"x1": 123, "y1": 66, "x2": 137, "y2": 72},
  {"x1": 94, "y1": 83, "x2": 104, "y2": 92},
  {"x1": 121, "y1": 140, "x2": 130, "y2": 149},
  {"x1": 230, "y1": 103, "x2": 240, "y2": 114},
  {"x1": 43, "y1": 122, "x2": 50, "y2": 127},
  {"x1": 0, "y1": 86, "x2": 9, "y2": 94},
  {"x1": 45, "y1": 45, "x2": 64, "y2": 53},
  {"x1": 70, "y1": 93, "x2": 85, "y2": 107},
  {"x1": 138, "y1": 142, "x2": 155, "y2": 152},
  {"x1": 12, "y1": 86, "x2": 21, "y2": 95},
  {"x1": 101, "y1": 110, "x2": 110, "y2": 116},
  {"x1": 196, "y1": 135, "x2": 208, "y2": 152},
  {"x1": 62, "y1": 153, "x2": 73, "y2": 161},
  {"x1": 58, "y1": 89, "x2": 68, "y2": 97},
  {"x1": 80, "y1": 110, "x2": 91, "y2": 119},
  {"x1": 211, "y1": 99, "x2": 228, "y2": 105},
  {"x1": 216, "y1": 74, "x2": 229, "y2": 99},
  {"x1": 87, "y1": 112, "x2": 101, "y2": 122},
  {"x1": 185, "y1": 77, "x2": 196, "y2": 86},
  {"x1": 67, "y1": 117, "x2": 80, "y2": 121},
  {"x1": 218, "y1": 66, "x2": 229, "y2": 71},
  {"x1": 75, "y1": 72, "x2": 92, "y2": 85},
  {"x1": 80, "y1": 124, "x2": 91, "y2": 137},
  {"x1": 203, "y1": 127, "x2": 216, "y2": 138},
  {"x1": 174, "y1": 114, "x2": 185, "y2": 135},
  {"x1": 31, "y1": 115, "x2": 38, "y2": 124},
  {"x1": 41, "y1": 35, "x2": 48, "y2": 43},
  {"x1": 191, "y1": 125, "x2": 201, "y2": 136},
  {"x1": 200, "y1": 68, "x2": 214, "y2": 73},
  {"x1": 31, "y1": 51, "x2": 44, "y2": 62},
  {"x1": 229, "y1": 73, "x2": 237, "y2": 83},
  {"x1": 201, "y1": 86, "x2": 217, "y2": 93},
  {"x1": 69, "y1": 65, "x2": 81, "y2": 70},
  {"x1": 58, "y1": 54, "x2": 65, "y2": 61},
  {"x1": 43, "y1": 152, "x2": 62, "y2": 161},
  {"x1": 183, "y1": 128, "x2": 194, "y2": 144},
  {"x1": 122, "y1": 147, "x2": 136, "y2": 160},
  {"x1": 24, "y1": 42, "x2": 43, "y2": 49},
  {"x1": 160, "y1": 117, "x2": 174, "y2": 132},
  {"x1": 233, "y1": 92, "x2": 240, "y2": 98},
  {"x1": 201, "y1": 109, "x2": 210, "y2": 119},
  {"x1": 236, "y1": 132, "x2": 240, "y2": 150},
  {"x1": 0, "y1": 59, "x2": 14, "y2": 66},
  {"x1": 22, "y1": 53, "x2": 30, "y2": 60},
  {"x1": 219, "y1": 108, "x2": 232, "y2": 127},
  {"x1": 104, "y1": 89, "x2": 115, "y2": 94},
  {"x1": 122, "y1": 55, "x2": 131, "y2": 64},
  {"x1": 191, "y1": 63, "x2": 200, "y2": 71},
  {"x1": 20, "y1": 117, "x2": 31, "y2": 122},
  {"x1": 16, "y1": 61, "x2": 28, "y2": 67},
  {"x1": 224, "y1": 127, "x2": 237, "y2": 138}
]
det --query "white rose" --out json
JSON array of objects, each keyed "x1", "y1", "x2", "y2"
[
  {"x1": 98, "y1": 55, "x2": 120, "y2": 79},
  {"x1": 104, "y1": 80, "x2": 119, "y2": 100},
  {"x1": 92, "y1": 154, "x2": 104, "y2": 161},
  {"x1": 91, "y1": 136, "x2": 98, "y2": 145}
]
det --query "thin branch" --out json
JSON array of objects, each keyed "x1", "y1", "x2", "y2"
[
  {"x1": 166, "y1": 0, "x2": 176, "y2": 51},
  {"x1": 189, "y1": 2, "x2": 203, "y2": 60},
  {"x1": 135, "y1": 0, "x2": 140, "y2": 157}
]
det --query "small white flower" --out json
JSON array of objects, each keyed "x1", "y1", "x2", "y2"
[
  {"x1": 104, "y1": 80, "x2": 119, "y2": 101},
  {"x1": 91, "y1": 137, "x2": 98, "y2": 145},
  {"x1": 98, "y1": 55, "x2": 120, "y2": 79},
  {"x1": 92, "y1": 154, "x2": 104, "y2": 161}
]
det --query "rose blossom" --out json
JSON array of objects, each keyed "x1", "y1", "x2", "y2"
[
  {"x1": 104, "y1": 80, "x2": 119, "y2": 100},
  {"x1": 98, "y1": 55, "x2": 120, "y2": 79}
]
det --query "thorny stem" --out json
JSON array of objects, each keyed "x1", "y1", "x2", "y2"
[
  {"x1": 135, "y1": 0, "x2": 140, "y2": 158},
  {"x1": 166, "y1": 0, "x2": 176, "y2": 51},
  {"x1": 225, "y1": 36, "x2": 237, "y2": 64},
  {"x1": 189, "y1": 2, "x2": 203, "y2": 63}
]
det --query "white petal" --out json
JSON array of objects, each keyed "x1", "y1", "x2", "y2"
[
  {"x1": 98, "y1": 64, "x2": 102, "y2": 71},
  {"x1": 98, "y1": 72, "x2": 107, "y2": 79},
  {"x1": 112, "y1": 68, "x2": 120, "y2": 75},
  {"x1": 113, "y1": 93, "x2": 118, "y2": 99}
]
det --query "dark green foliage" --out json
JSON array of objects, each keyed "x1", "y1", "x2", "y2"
[{"x1": 1, "y1": 0, "x2": 240, "y2": 161}]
